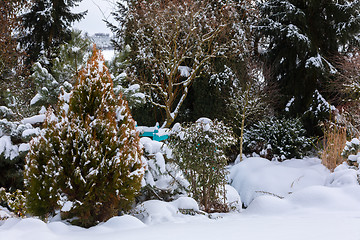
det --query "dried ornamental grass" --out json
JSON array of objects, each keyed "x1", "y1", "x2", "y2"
[{"x1": 321, "y1": 125, "x2": 347, "y2": 171}]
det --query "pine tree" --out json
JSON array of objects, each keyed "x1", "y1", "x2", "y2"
[
  {"x1": 30, "y1": 30, "x2": 92, "y2": 109},
  {"x1": 20, "y1": 0, "x2": 86, "y2": 65},
  {"x1": 257, "y1": 0, "x2": 360, "y2": 134},
  {"x1": 25, "y1": 47, "x2": 145, "y2": 227}
]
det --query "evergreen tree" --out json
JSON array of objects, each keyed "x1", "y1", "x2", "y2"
[
  {"x1": 257, "y1": 0, "x2": 360, "y2": 134},
  {"x1": 20, "y1": 0, "x2": 86, "y2": 65},
  {"x1": 243, "y1": 117, "x2": 313, "y2": 161},
  {"x1": 30, "y1": 30, "x2": 92, "y2": 109},
  {"x1": 25, "y1": 47, "x2": 145, "y2": 227}
]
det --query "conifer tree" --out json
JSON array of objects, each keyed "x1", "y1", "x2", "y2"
[
  {"x1": 24, "y1": 109, "x2": 60, "y2": 218},
  {"x1": 25, "y1": 47, "x2": 145, "y2": 227},
  {"x1": 20, "y1": 0, "x2": 86, "y2": 65},
  {"x1": 30, "y1": 30, "x2": 92, "y2": 109},
  {"x1": 257, "y1": 0, "x2": 360, "y2": 134}
]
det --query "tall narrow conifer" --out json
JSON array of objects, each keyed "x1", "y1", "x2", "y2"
[{"x1": 25, "y1": 47, "x2": 144, "y2": 227}]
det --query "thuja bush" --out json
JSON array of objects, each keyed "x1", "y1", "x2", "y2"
[
  {"x1": 244, "y1": 117, "x2": 314, "y2": 161},
  {"x1": 168, "y1": 118, "x2": 236, "y2": 212},
  {"x1": 25, "y1": 47, "x2": 145, "y2": 227}
]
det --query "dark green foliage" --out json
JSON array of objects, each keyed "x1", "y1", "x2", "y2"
[
  {"x1": 25, "y1": 47, "x2": 144, "y2": 227},
  {"x1": 257, "y1": 0, "x2": 360, "y2": 132},
  {"x1": 168, "y1": 119, "x2": 236, "y2": 212},
  {"x1": 24, "y1": 114, "x2": 60, "y2": 218},
  {"x1": 177, "y1": 67, "x2": 238, "y2": 125},
  {"x1": 244, "y1": 117, "x2": 314, "y2": 160},
  {"x1": 302, "y1": 90, "x2": 333, "y2": 136},
  {"x1": 20, "y1": 0, "x2": 86, "y2": 65},
  {"x1": 0, "y1": 155, "x2": 25, "y2": 191}
]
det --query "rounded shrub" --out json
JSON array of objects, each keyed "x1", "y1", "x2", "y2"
[{"x1": 244, "y1": 117, "x2": 313, "y2": 161}]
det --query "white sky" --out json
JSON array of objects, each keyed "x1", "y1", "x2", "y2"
[{"x1": 72, "y1": 0, "x2": 117, "y2": 35}]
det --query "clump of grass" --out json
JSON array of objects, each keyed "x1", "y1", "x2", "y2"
[{"x1": 321, "y1": 124, "x2": 347, "y2": 171}]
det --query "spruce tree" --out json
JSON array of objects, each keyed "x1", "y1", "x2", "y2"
[
  {"x1": 25, "y1": 47, "x2": 144, "y2": 227},
  {"x1": 257, "y1": 0, "x2": 360, "y2": 134},
  {"x1": 20, "y1": 0, "x2": 86, "y2": 65}
]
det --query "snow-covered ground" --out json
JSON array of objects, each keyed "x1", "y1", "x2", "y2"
[
  {"x1": 2, "y1": 157, "x2": 360, "y2": 240},
  {"x1": 2, "y1": 211, "x2": 360, "y2": 240}
]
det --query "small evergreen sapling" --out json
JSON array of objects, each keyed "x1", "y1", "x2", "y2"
[
  {"x1": 168, "y1": 118, "x2": 236, "y2": 212},
  {"x1": 25, "y1": 47, "x2": 145, "y2": 227}
]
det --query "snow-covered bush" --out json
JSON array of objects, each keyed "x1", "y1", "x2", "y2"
[
  {"x1": 113, "y1": 75, "x2": 145, "y2": 110},
  {"x1": 302, "y1": 90, "x2": 335, "y2": 135},
  {"x1": 138, "y1": 137, "x2": 188, "y2": 202},
  {"x1": 168, "y1": 118, "x2": 236, "y2": 212},
  {"x1": 109, "y1": 46, "x2": 146, "y2": 109},
  {"x1": 244, "y1": 118, "x2": 313, "y2": 161},
  {"x1": 0, "y1": 118, "x2": 38, "y2": 190},
  {"x1": 342, "y1": 138, "x2": 360, "y2": 167},
  {"x1": 25, "y1": 47, "x2": 145, "y2": 227},
  {"x1": 0, "y1": 106, "x2": 14, "y2": 119}
]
